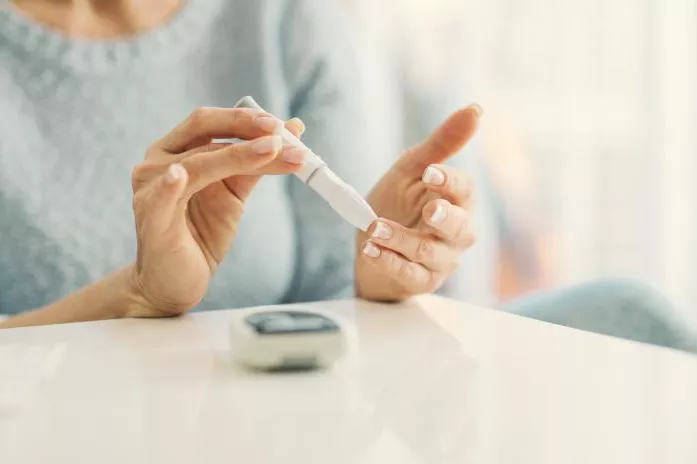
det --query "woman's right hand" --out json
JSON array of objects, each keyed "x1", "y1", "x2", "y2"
[{"x1": 126, "y1": 107, "x2": 305, "y2": 318}]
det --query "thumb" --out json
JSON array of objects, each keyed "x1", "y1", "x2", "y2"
[
  {"x1": 397, "y1": 104, "x2": 483, "y2": 174},
  {"x1": 141, "y1": 163, "x2": 189, "y2": 240}
]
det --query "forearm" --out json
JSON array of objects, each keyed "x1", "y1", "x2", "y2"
[{"x1": 0, "y1": 265, "x2": 139, "y2": 329}]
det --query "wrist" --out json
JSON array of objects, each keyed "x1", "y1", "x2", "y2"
[
  {"x1": 0, "y1": 265, "x2": 153, "y2": 329},
  {"x1": 121, "y1": 264, "x2": 160, "y2": 319},
  {"x1": 122, "y1": 264, "x2": 199, "y2": 318}
]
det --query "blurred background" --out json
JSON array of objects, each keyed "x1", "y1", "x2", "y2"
[{"x1": 342, "y1": 0, "x2": 697, "y2": 320}]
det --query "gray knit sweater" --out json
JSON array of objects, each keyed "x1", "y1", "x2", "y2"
[{"x1": 0, "y1": 0, "x2": 378, "y2": 314}]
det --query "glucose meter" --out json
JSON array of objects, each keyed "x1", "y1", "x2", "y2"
[{"x1": 230, "y1": 309, "x2": 347, "y2": 370}]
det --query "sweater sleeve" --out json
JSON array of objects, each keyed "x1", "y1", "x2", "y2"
[{"x1": 278, "y1": 0, "x2": 384, "y2": 303}]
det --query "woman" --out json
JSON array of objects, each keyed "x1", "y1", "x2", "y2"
[
  {"x1": 0, "y1": 0, "x2": 479, "y2": 327},
  {"x1": 0, "y1": 0, "x2": 695, "y2": 354}
]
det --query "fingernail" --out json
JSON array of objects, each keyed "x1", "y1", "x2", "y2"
[
  {"x1": 468, "y1": 103, "x2": 484, "y2": 117},
  {"x1": 362, "y1": 241, "x2": 380, "y2": 258},
  {"x1": 422, "y1": 165, "x2": 445, "y2": 186},
  {"x1": 430, "y1": 203, "x2": 447, "y2": 225},
  {"x1": 282, "y1": 146, "x2": 307, "y2": 164},
  {"x1": 253, "y1": 136, "x2": 282, "y2": 155},
  {"x1": 372, "y1": 222, "x2": 392, "y2": 240},
  {"x1": 255, "y1": 115, "x2": 283, "y2": 133},
  {"x1": 290, "y1": 117, "x2": 306, "y2": 135},
  {"x1": 165, "y1": 163, "x2": 185, "y2": 184}
]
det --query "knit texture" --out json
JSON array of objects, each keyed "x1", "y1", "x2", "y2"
[{"x1": 0, "y1": 0, "x2": 374, "y2": 314}]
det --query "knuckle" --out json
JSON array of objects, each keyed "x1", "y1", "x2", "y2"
[
  {"x1": 218, "y1": 145, "x2": 252, "y2": 172},
  {"x1": 131, "y1": 163, "x2": 150, "y2": 192},
  {"x1": 396, "y1": 258, "x2": 414, "y2": 282},
  {"x1": 452, "y1": 212, "x2": 468, "y2": 241},
  {"x1": 188, "y1": 107, "x2": 211, "y2": 130},
  {"x1": 226, "y1": 142, "x2": 247, "y2": 158},
  {"x1": 384, "y1": 250, "x2": 399, "y2": 271},
  {"x1": 183, "y1": 142, "x2": 218, "y2": 157},
  {"x1": 131, "y1": 165, "x2": 142, "y2": 188},
  {"x1": 230, "y1": 108, "x2": 246, "y2": 126},
  {"x1": 179, "y1": 158, "x2": 202, "y2": 185},
  {"x1": 447, "y1": 170, "x2": 472, "y2": 202},
  {"x1": 449, "y1": 208, "x2": 471, "y2": 241},
  {"x1": 415, "y1": 237, "x2": 433, "y2": 262},
  {"x1": 131, "y1": 162, "x2": 167, "y2": 192}
]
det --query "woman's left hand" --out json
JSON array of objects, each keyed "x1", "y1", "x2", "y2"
[{"x1": 356, "y1": 104, "x2": 482, "y2": 301}]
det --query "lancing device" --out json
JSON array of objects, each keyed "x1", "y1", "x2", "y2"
[{"x1": 234, "y1": 96, "x2": 377, "y2": 231}]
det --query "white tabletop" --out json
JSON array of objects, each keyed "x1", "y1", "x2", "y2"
[{"x1": 0, "y1": 295, "x2": 696, "y2": 464}]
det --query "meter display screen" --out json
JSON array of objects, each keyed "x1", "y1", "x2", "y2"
[{"x1": 244, "y1": 311, "x2": 340, "y2": 335}]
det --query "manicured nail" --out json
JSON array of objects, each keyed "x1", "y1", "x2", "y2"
[
  {"x1": 469, "y1": 103, "x2": 484, "y2": 117},
  {"x1": 430, "y1": 203, "x2": 447, "y2": 225},
  {"x1": 253, "y1": 136, "x2": 282, "y2": 155},
  {"x1": 290, "y1": 117, "x2": 306, "y2": 135},
  {"x1": 372, "y1": 222, "x2": 392, "y2": 240},
  {"x1": 165, "y1": 163, "x2": 185, "y2": 184},
  {"x1": 255, "y1": 115, "x2": 283, "y2": 133},
  {"x1": 362, "y1": 241, "x2": 380, "y2": 258},
  {"x1": 282, "y1": 146, "x2": 307, "y2": 164},
  {"x1": 422, "y1": 165, "x2": 445, "y2": 186}
]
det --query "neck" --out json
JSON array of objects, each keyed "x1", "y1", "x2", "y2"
[{"x1": 11, "y1": 0, "x2": 182, "y2": 38}]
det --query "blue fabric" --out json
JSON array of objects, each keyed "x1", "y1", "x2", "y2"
[{"x1": 506, "y1": 280, "x2": 697, "y2": 353}]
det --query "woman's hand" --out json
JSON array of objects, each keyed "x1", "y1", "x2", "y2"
[
  {"x1": 0, "y1": 107, "x2": 307, "y2": 329},
  {"x1": 127, "y1": 107, "x2": 305, "y2": 317},
  {"x1": 356, "y1": 105, "x2": 482, "y2": 301}
]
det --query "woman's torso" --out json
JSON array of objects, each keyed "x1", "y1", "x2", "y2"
[{"x1": 0, "y1": 0, "x2": 302, "y2": 314}]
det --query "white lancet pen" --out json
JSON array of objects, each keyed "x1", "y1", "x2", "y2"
[{"x1": 234, "y1": 96, "x2": 377, "y2": 231}]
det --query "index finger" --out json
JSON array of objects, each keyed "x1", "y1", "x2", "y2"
[
  {"x1": 156, "y1": 107, "x2": 283, "y2": 153},
  {"x1": 396, "y1": 104, "x2": 482, "y2": 175}
]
